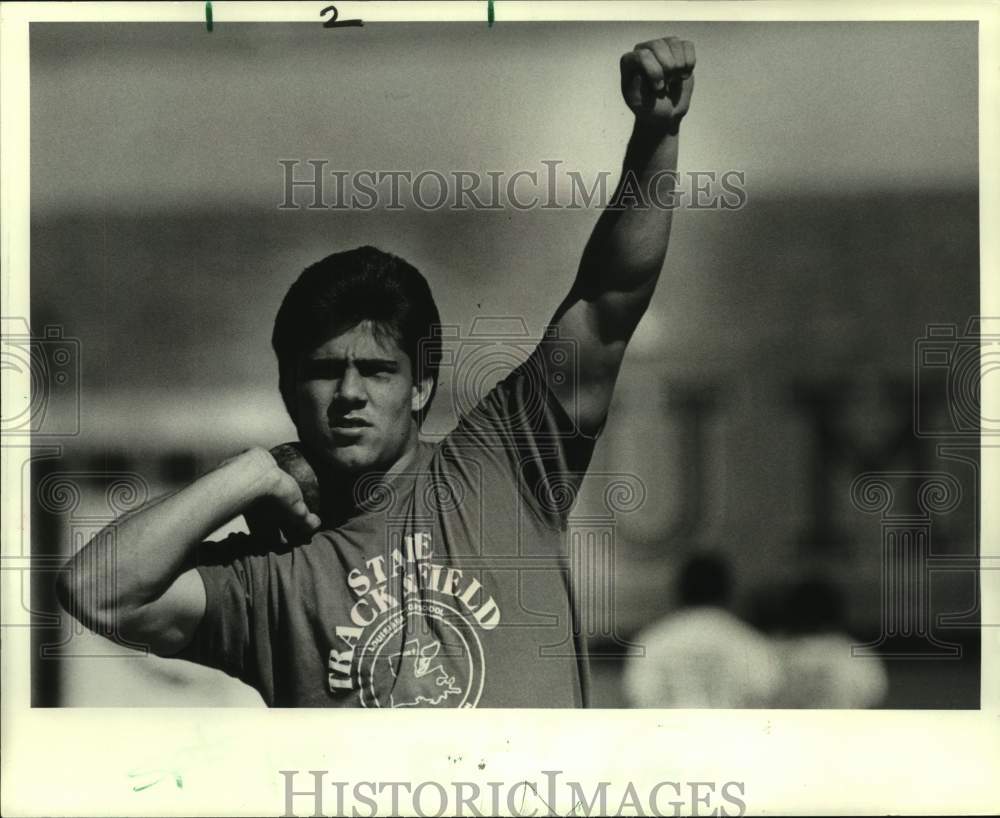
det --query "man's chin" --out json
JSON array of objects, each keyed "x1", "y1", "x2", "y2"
[{"x1": 322, "y1": 448, "x2": 370, "y2": 472}]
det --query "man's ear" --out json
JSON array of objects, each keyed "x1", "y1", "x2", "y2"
[{"x1": 411, "y1": 375, "x2": 434, "y2": 414}]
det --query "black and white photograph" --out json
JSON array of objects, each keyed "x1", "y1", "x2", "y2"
[{"x1": 2, "y1": 1, "x2": 998, "y2": 816}]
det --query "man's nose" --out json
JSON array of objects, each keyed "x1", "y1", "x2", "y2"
[{"x1": 333, "y1": 365, "x2": 366, "y2": 404}]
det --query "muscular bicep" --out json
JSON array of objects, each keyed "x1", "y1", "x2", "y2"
[
  {"x1": 124, "y1": 568, "x2": 207, "y2": 658},
  {"x1": 546, "y1": 281, "x2": 656, "y2": 435}
]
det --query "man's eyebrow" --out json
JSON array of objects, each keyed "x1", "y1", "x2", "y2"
[
  {"x1": 356, "y1": 357, "x2": 400, "y2": 368},
  {"x1": 304, "y1": 354, "x2": 399, "y2": 367}
]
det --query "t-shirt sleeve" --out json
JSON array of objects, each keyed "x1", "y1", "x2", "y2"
[
  {"x1": 173, "y1": 533, "x2": 274, "y2": 699},
  {"x1": 442, "y1": 351, "x2": 602, "y2": 530}
]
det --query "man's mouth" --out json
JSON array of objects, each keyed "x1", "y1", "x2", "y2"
[{"x1": 329, "y1": 418, "x2": 371, "y2": 438}]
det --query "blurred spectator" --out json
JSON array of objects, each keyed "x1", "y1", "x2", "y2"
[
  {"x1": 623, "y1": 553, "x2": 781, "y2": 708},
  {"x1": 770, "y1": 577, "x2": 888, "y2": 708}
]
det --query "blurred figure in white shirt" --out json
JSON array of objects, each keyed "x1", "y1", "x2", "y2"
[
  {"x1": 771, "y1": 577, "x2": 888, "y2": 708},
  {"x1": 624, "y1": 554, "x2": 782, "y2": 708}
]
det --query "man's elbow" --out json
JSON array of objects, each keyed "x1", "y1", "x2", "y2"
[
  {"x1": 54, "y1": 562, "x2": 129, "y2": 635},
  {"x1": 54, "y1": 566, "x2": 74, "y2": 617},
  {"x1": 54, "y1": 565, "x2": 104, "y2": 632}
]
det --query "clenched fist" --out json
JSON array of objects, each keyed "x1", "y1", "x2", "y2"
[
  {"x1": 620, "y1": 37, "x2": 696, "y2": 133},
  {"x1": 243, "y1": 443, "x2": 323, "y2": 544}
]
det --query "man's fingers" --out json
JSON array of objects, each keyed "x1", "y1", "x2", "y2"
[
  {"x1": 627, "y1": 71, "x2": 645, "y2": 108},
  {"x1": 273, "y1": 474, "x2": 315, "y2": 520},
  {"x1": 288, "y1": 497, "x2": 321, "y2": 531},
  {"x1": 665, "y1": 37, "x2": 688, "y2": 72},
  {"x1": 633, "y1": 47, "x2": 665, "y2": 92},
  {"x1": 272, "y1": 471, "x2": 300, "y2": 504},
  {"x1": 620, "y1": 35, "x2": 696, "y2": 128},
  {"x1": 620, "y1": 52, "x2": 646, "y2": 107},
  {"x1": 681, "y1": 39, "x2": 696, "y2": 73},
  {"x1": 269, "y1": 441, "x2": 321, "y2": 513},
  {"x1": 621, "y1": 37, "x2": 696, "y2": 115},
  {"x1": 635, "y1": 37, "x2": 696, "y2": 81},
  {"x1": 283, "y1": 502, "x2": 320, "y2": 544},
  {"x1": 643, "y1": 39, "x2": 679, "y2": 77}
]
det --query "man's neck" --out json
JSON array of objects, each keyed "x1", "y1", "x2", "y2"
[{"x1": 320, "y1": 435, "x2": 424, "y2": 523}]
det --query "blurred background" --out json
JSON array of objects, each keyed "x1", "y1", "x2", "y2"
[{"x1": 26, "y1": 21, "x2": 980, "y2": 707}]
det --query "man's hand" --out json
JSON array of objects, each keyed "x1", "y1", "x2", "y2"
[
  {"x1": 242, "y1": 445, "x2": 322, "y2": 544},
  {"x1": 620, "y1": 36, "x2": 695, "y2": 133}
]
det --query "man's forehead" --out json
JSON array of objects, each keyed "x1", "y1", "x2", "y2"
[{"x1": 306, "y1": 321, "x2": 405, "y2": 360}]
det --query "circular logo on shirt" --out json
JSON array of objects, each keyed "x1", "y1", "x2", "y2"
[{"x1": 356, "y1": 597, "x2": 485, "y2": 709}]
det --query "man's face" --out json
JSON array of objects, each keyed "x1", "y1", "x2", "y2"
[{"x1": 292, "y1": 321, "x2": 430, "y2": 475}]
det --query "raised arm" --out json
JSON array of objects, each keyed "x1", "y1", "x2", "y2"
[{"x1": 545, "y1": 36, "x2": 696, "y2": 434}]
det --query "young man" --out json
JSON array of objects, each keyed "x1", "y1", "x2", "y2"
[{"x1": 58, "y1": 36, "x2": 696, "y2": 707}]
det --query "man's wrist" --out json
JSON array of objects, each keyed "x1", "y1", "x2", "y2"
[
  {"x1": 631, "y1": 118, "x2": 682, "y2": 145},
  {"x1": 220, "y1": 447, "x2": 281, "y2": 504},
  {"x1": 625, "y1": 120, "x2": 681, "y2": 171}
]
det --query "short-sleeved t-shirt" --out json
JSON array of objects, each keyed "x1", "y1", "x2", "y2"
[{"x1": 178, "y1": 361, "x2": 598, "y2": 707}]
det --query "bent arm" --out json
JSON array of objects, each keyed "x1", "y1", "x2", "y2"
[{"x1": 55, "y1": 447, "x2": 316, "y2": 656}]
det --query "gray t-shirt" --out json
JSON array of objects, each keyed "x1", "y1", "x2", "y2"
[{"x1": 179, "y1": 362, "x2": 598, "y2": 707}]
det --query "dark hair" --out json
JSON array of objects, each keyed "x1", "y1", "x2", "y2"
[
  {"x1": 678, "y1": 553, "x2": 732, "y2": 607},
  {"x1": 272, "y1": 246, "x2": 441, "y2": 423}
]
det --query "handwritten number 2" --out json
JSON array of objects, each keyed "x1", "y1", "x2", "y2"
[
  {"x1": 320, "y1": 5, "x2": 338, "y2": 26},
  {"x1": 320, "y1": 5, "x2": 363, "y2": 28}
]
